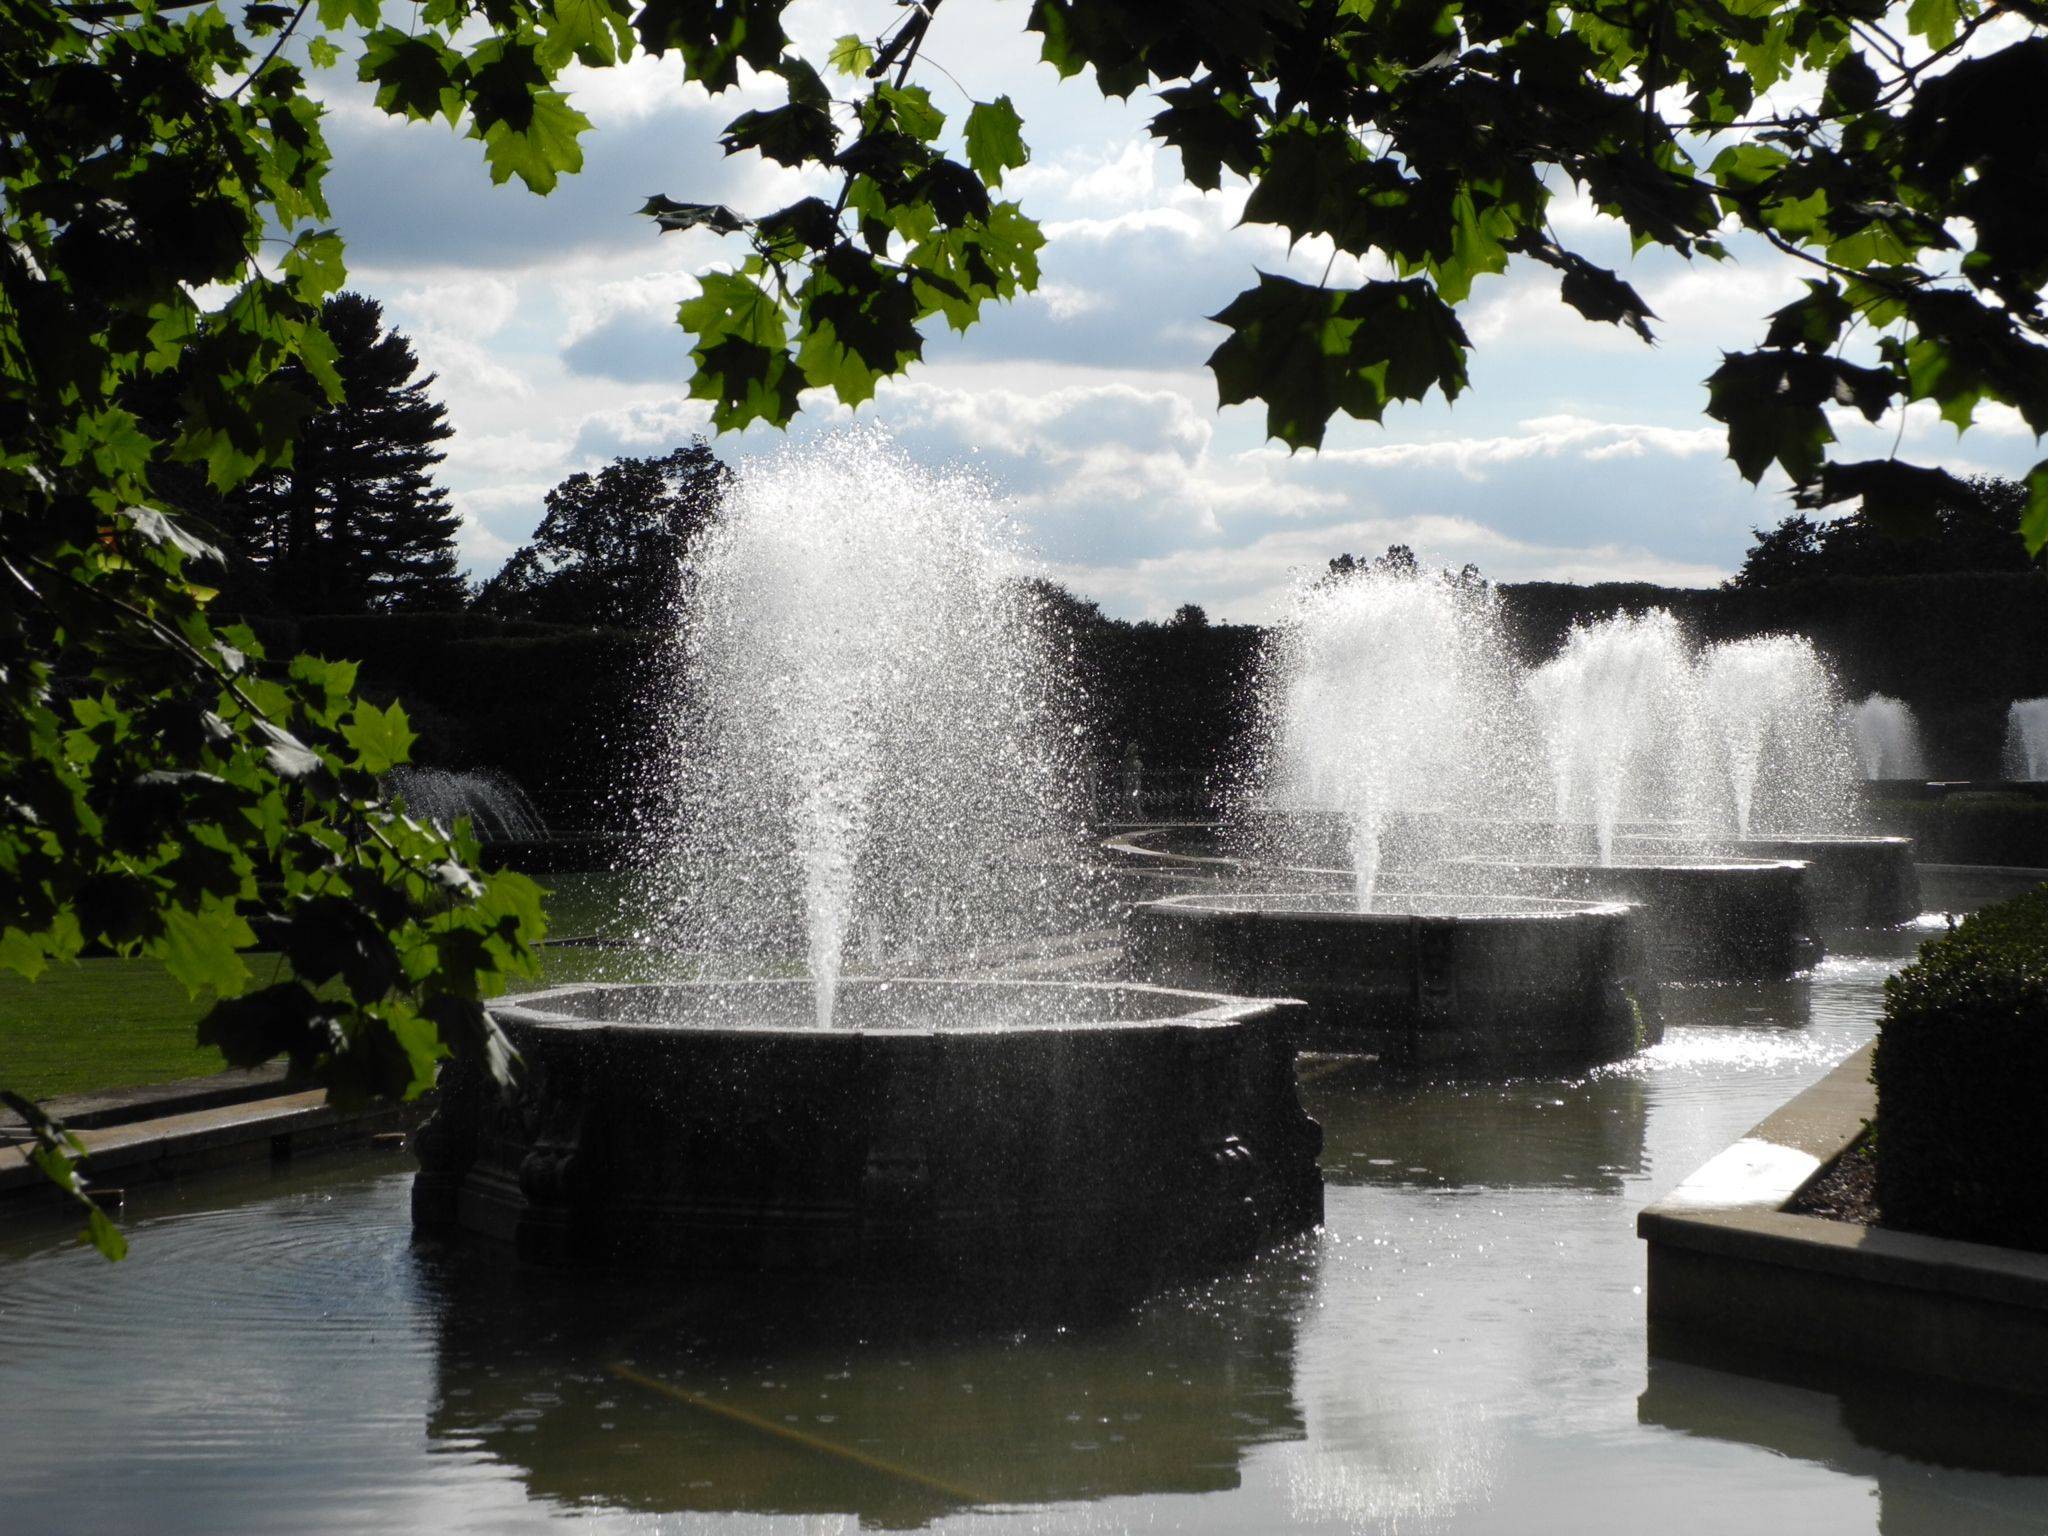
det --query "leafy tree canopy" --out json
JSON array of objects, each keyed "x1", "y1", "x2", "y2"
[
  {"x1": 620, "y1": 0, "x2": 2048, "y2": 552},
  {"x1": 1, "y1": 0, "x2": 585, "y2": 1249},
  {"x1": 475, "y1": 442, "x2": 730, "y2": 628},
  {"x1": 1728, "y1": 473, "x2": 2038, "y2": 587}
]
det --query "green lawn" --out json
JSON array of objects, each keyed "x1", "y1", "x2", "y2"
[{"x1": 0, "y1": 870, "x2": 655, "y2": 1101}]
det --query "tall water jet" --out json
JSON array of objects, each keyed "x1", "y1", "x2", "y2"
[
  {"x1": 1696, "y1": 636, "x2": 1860, "y2": 836},
  {"x1": 2005, "y1": 698, "x2": 2048, "y2": 779},
  {"x1": 1846, "y1": 694, "x2": 1929, "y2": 779},
  {"x1": 646, "y1": 433, "x2": 1084, "y2": 1027},
  {"x1": 1525, "y1": 610, "x2": 1701, "y2": 863},
  {"x1": 1256, "y1": 567, "x2": 1518, "y2": 909}
]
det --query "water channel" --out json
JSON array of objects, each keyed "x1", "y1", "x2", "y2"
[{"x1": 5, "y1": 869, "x2": 2048, "y2": 1534}]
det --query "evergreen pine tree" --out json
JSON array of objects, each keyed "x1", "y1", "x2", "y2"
[{"x1": 213, "y1": 293, "x2": 467, "y2": 614}]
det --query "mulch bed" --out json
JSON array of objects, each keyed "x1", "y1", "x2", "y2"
[{"x1": 1785, "y1": 1142, "x2": 1881, "y2": 1226}]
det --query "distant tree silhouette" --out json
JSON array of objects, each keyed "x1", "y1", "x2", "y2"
[
  {"x1": 131, "y1": 293, "x2": 465, "y2": 614},
  {"x1": 1730, "y1": 475, "x2": 2033, "y2": 589},
  {"x1": 205, "y1": 293, "x2": 466, "y2": 613},
  {"x1": 1320, "y1": 545, "x2": 1487, "y2": 591},
  {"x1": 475, "y1": 442, "x2": 731, "y2": 627},
  {"x1": 1168, "y1": 603, "x2": 1210, "y2": 629}
]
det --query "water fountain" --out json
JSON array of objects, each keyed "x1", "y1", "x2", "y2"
[
  {"x1": 1686, "y1": 638, "x2": 1917, "y2": 928},
  {"x1": 389, "y1": 765, "x2": 545, "y2": 842},
  {"x1": 414, "y1": 435, "x2": 1324, "y2": 1274},
  {"x1": 1465, "y1": 624, "x2": 1912, "y2": 941},
  {"x1": 1126, "y1": 891, "x2": 1648, "y2": 1067},
  {"x1": 1133, "y1": 598, "x2": 1921, "y2": 1007},
  {"x1": 1696, "y1": 635, "x2": 1862, "y2": 839},
  {"x1": 1525, "y1": 610, "x2": 1702, "y2": 864},
  {"x1": 1439, "y1": 616, "x2": 1826, "y2": 977},
  {"x1": 2005, "y1": 697, "x2": 2048, "y2": 779},
  {"x1": 1847, "y1": 694, "x2": 1929, "y2": 780},
  {"x1": 1130, "y1": 568, "x2": 1655, "y2": 1066},
  {"x1": 1248, "y1": 566, "x2": 1501, "y2": 907}
]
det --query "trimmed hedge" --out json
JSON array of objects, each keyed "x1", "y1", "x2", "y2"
[{"x1": 1874, "y1": 885, "x2": 2048, "y2": 1252}]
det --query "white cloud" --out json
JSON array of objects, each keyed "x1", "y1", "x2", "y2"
[
  {"x1": 387, "y1": 274, "x2": 521, "y2": 339},
  {"x1": 1251, "y1": 415, "x2": 1724, "y2": 482},
  {"x1": 1059, "y1": 513, "x2": 1728, "y2": 623}
]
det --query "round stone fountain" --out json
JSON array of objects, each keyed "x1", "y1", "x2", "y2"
[
  {"x1": 1622, "y1": 832, "x2": 1920, "y2": 929},
  {"x1": 1440, "y1": 853, "x2": 1819, "y2": 981},
  {"x1": 412, "y1": 979, "x2": 1323, "y2": 1278},
  {"x1": 1125, "y1": 891, "x2": 1652, "y2": 1067}
]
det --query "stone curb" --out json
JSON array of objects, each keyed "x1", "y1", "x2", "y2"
[
  {"x1": 0, "y1": 1065, "x2": 293, "y2": 1137},
  {"x1": 1639, "y1": 1041, "x2": 2048, "y2": 1396},
  {"x1": 0, "y1": 1088, "x2": 420, "y2": 1213}
]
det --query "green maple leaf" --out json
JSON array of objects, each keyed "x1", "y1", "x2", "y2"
[
  {"x1": 314, "y1": 0, "x2": 379, "y2": 28},
  {"x1": 828, "y1": 33, "x2": 875, "y2": 76},
  {"x1": 156, "y1": 904, "x2": 256, "y2": 999},
  {"x1": 721, "y1": 101, "x2": 838, "y2": 166},
  {"x1": 2024, "y1": 460, "x2": 2048, "y2": 556},
  {"x1": 281, "y1": 230, "x2": 347, "y2": 303},
  {"x1": 342, "y1": 698, "x2": 416, "y2": 774},
  {"x1": 359, "y1": 29, "x2": 465, "y2": 122},
  {"x1": 795, "y1": 320, "x2": 886, "y2": 405},
  {"x1": 1208, "y1": 273, "x2": 1469, "y2": 449},
  {"x1": 964, "y1": 97, "x2": 1028, "y2": 186},
  {"x1": 879, "y1": 83, "x2": 944, "y2": 143},
  {"x1": 1705, "y1": 350, "x2": 1896, "y2": 483},
  {"x1": 1906, "y1": 0, "x2": 1962, "y2": 48},
  {"x1": 690, "y1": 336, "x2": 806, "y2": 429},
  {"x1": 477, "y1": 90, "x2": 590, "y2": 193},
  {"x1": 678, "y1": 270, "x2": 786, "y2": 349},
  {"x1": 536, "y1": 0, "x2": 634, "y2": 69}
]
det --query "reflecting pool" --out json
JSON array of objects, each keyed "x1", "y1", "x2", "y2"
[{"x1": 5, "y1": 875, "x2": 2048, "y2": 1534}]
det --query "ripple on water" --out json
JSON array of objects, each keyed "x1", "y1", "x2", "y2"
[{"x1": 0, "y1": 1170, "x2": 435, "y2": 1482}]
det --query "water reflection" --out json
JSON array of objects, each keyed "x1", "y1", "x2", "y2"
[
  {"x1": 1300, "y1": 1055, "x2": 1647, "y2": 1192},
  {"x1": 415, "y1": 1237, "x2": 1315, "y2": 1528},
  {"x1": 1640, "y1": 1352, "x2": 2048, "y2": 1535}
]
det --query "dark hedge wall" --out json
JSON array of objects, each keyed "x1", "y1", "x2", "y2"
[
  {"x1": 1497, "y1": 573, "x2": 2048, "y2": 779},
  {"x1": 262, "y1": 570, "x2": 2045, "y2": 828},
  {"x1": 1874, "y1": 885, "x2": 2048, "y2": 1252}
]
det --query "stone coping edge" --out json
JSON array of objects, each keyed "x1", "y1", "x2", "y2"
[
  {"x1": 0, "y1": 1088, "x2": 418, "y2": 1211},
  {"x1": 1639, "y1": 1041, "x2": 2048, "y2": 1395},
  {"x1": 0, "y1": 1064, "x2": 294, "y2": 1135}
]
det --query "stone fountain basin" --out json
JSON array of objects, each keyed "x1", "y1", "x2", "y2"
[
  {"x1": 412, "y1": 979, "x2": 1324, "y2": 1280},
  {"x1": 1620, "y1": 833, "x2": 1920, "y2": 929},
  {"x1": 1124, "y1": 891, "x2": 1654, "y2": 1069},
  {"x1": 1439, "y1": 855, "x2": 1820, "y2": 982}
]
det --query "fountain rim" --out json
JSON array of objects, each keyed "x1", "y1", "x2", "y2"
[
  {"x1": 1702, "y1": 833, "x2": 1914, "y2": 850},
  {"x1": 1136, "y1": 890, "x2": 1634, "y2": 922},
  {"x1": 487, "y1": 977, "x2": 1304, "y2": 1037},
  {"x1": 1445, "y1": 853, "x2": 1810, "y2": 874}
]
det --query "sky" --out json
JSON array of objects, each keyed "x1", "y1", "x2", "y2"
[{"x1": 312, "y1": 0, "x2": 2044, "y2": 622}]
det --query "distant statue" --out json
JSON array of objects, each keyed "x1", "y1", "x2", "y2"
[{"x1": 1120, "y1": 743, "x2": 1145, "y2": 815}]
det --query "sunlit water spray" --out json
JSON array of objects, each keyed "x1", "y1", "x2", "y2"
[
  {"x1": 643, "y1": 433, "x2": 1085, "y2": 1027},
  {"x1": 1525, "y1": 611, "x2": 1701, "y2": 863},
  {"x1": 1697, "y1": 635, "x2": 1860, "y2": 836},
  {"x1": 2005, "y1": 697, "x2": 2048, "y2": 779},
  {"x1": 1846, "y1": 693, "x2": 1929, "y2": 779},
  {"x1": 1258, "y1": 568, "x2": 1519, "y2": 909}
]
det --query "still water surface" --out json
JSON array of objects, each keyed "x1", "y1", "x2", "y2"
[{"x1": 6, "y1": 872, "x2": 2048, "y2": 1534}]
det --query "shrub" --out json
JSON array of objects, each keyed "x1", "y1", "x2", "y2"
[{"x1": 1874, "y1": 885, "x2": 2048, "y2": 1252}]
